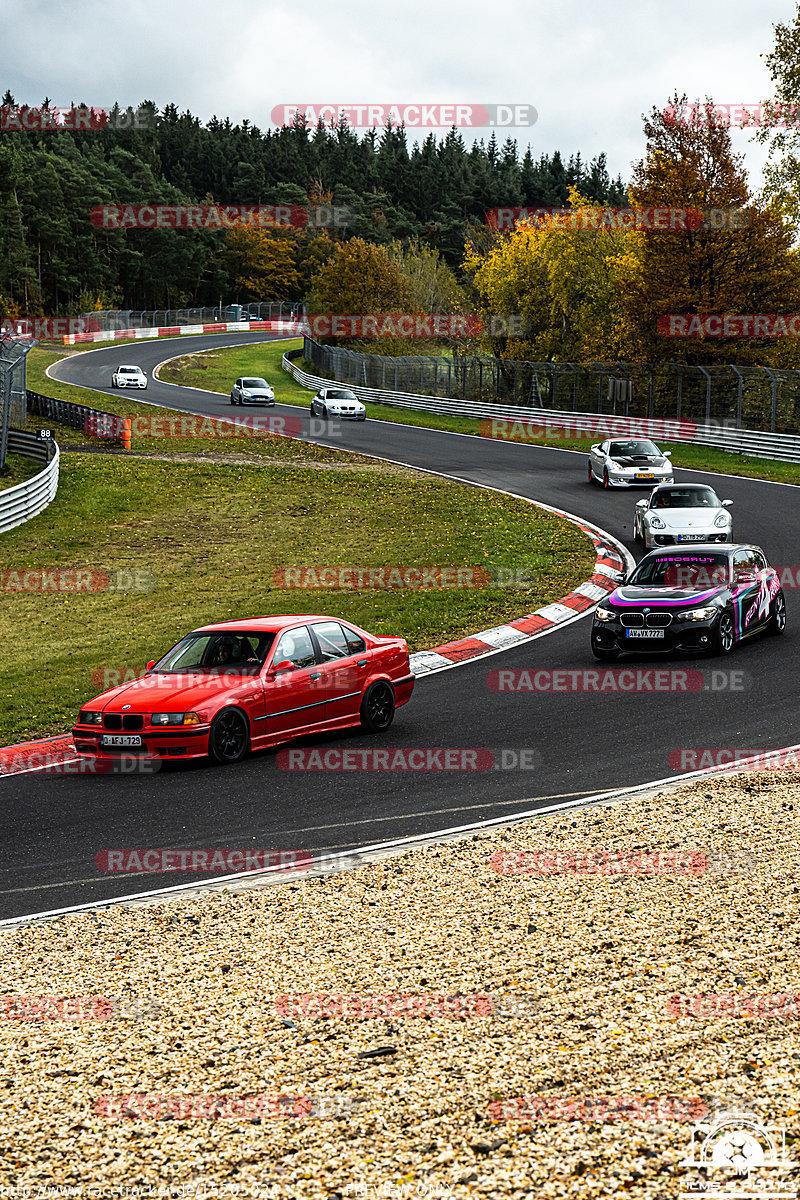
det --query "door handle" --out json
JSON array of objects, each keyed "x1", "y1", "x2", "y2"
[
  {"x1": 357, "y1": 660, "x2": 367, "y2": 666},
  {"x1": 310, "y1": 672, "x2": 322, "y2": 680}
]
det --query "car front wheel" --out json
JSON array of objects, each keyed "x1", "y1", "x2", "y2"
[
  {"x1": 712, "y1": 611, "x2": 735, "y2": 655},
  {"x1": 208, "y1": 708, "x2": 250, "y2": 764},
  {"x1": 360, "y1": 681, "x2": 395, "y2": 733},
  {"x1": 767, "y1": 591, "x2": 787, "y2": 636},
  {"x1": 587, "y1": 461, "x2": 594, "y2": 484},
  {"x1": 603, "y1": 468, "x2": 610, "y2": 489}
]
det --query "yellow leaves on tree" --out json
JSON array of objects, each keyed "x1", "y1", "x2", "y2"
[{"x1": 217, "y1": 227, "x2": 300, "y2": 301}]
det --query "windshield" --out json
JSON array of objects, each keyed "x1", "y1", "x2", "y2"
[
  {"x1": 152, "y1": 631, "x2": 275, "y2": 675},
  {"x1": 651, "y1": 486, "x2": 720, "y2": 508},
  {"x1": 608, "y1": 440, "x2": 660, "y2": 457},
  {"x1": 242, "y1": 378, "x2": 269, "y2": 388},
  {"x1": 629, "y1": 554, "x2": 729, "y2": 589},
  {"x1": 328, "y1": 389, "x2": 358, "y2": 400}
]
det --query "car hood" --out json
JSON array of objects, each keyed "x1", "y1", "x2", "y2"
[
  {"x1": 243, "y1": 386, "x2": 273, "y2": 395},
  {"x1": 610, "y1": 455, "x2": 667, "y2": 468},
  {"x1": 90, "y1": 673, "x2": 253, "y2": 710},
  {"x1": 608, "y1": 584, "x2": 726, "y2": 606},
  {"x1": 644, "y1": 507, "x2": 722, "y2": 528}
]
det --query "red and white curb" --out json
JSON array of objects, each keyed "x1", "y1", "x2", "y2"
[
  {"x1": 62, "y1": 319, "x2": 298, "y2": 345},
  {"x1": 409, "y1": 520, "x2": 627, "y2": 676}
]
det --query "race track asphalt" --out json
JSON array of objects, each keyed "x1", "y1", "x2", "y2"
[{"x1": 1, "y1": 332, "x2": 796, "y2": 920}]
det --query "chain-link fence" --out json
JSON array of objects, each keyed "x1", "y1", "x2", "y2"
[
  {"x1": 82, "y1": 303, "x2": 304, "y2": 332},
  {"x1": 302, "y1": 338, "x2": 800, "y2": 434},
  {"x1": 0, "y1": 337, "x2": 33, "y2": 469}
]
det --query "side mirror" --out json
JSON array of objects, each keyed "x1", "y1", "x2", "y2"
[
  {"x1": 269, "y1": 660, "x2": 295, "y2": 676},
  {"x1": 722, "y1": 499, "x2": 733, "y2": 506},
  {"x1": 663, "y1": 451, "x2": 672, "y2": 458},
  {"x1": 736, "y1": 571, "x2": 755, "y2": 585},
  {"x1": 618, "y1": 571, "x2": 628, "y2": 585},
  {"x1": 145, "y1": 661, "x2": 156, "y2": 672}
]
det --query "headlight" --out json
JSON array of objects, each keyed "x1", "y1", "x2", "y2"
[
  {"x1": 714, "y1": 512, "x2": 731, "y2": 527},
  {"x1": 80, "y1": 710, "x2": 103, "y2": 725},
  {"x1": 647, "y1": 515, "x2": 666, "y2": 529},
  {"x1": 242, "y1": 390, "x2": 251, "y2": 398},
  {"x1": 594, "y1": 606, "x2": 616, "y2": 622},
  {"x1": 679, "y1": 607, "x2": 717, "y2": 622},
  {"x1": 151, "y1": 712, "x2": 201, "y2": 726}
]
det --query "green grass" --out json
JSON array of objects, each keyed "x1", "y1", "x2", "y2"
[
  {"x1": 0, "y1": 453, "x2": 41, "y2": 490},
  {"x1": 0, "y1": 452, "x2": 595, "y2": 745},
  {"x1": 159, "y1": 340, "x2": 800, "y2": 487}
]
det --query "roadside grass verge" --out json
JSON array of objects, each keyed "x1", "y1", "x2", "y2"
[
  {"x1": 0, "y1": 452, "x2": 595, "y2": 745},
  {"x1": 159, "y1": 340, "x2": 800, "y2": 486},
  {"x1": 0, "y1": 453, "x2": 41, "y2": 490}
]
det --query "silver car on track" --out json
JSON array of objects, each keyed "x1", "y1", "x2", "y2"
[
  {"x1": 587, "y1": 438, "x2": 673, "y2": 488},
  {"x1": 633, "y1": 483, "x2": 733, "y2": 549}
]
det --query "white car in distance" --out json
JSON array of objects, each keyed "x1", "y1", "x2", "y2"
[
  {"x1": 111, "y1": 365, "x2": 147, "y2": 389},
  {"x1": 633, "y1": 483, "x2": 733, "y2": 549}
]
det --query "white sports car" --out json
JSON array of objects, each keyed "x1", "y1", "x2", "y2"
[
  {"x1": 634, "y1": 483, "x2": 733, "y2": 549},
  {"x1": 587, "y1": 438, "x2": 673, "y2": 488},
  {"x1": 111, "y1": 365, "x2": 147, "y2": 389},
  {"x1": 310, "y1": 387, "x2": 366, "y2": 421}
]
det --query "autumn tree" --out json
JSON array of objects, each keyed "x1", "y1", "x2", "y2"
[
  {"x1": 624, "y1": 95, "x2": 800, "y2": 364},
  {"x1": 215, "y1": 226, "x2": 300, "y2": 301}
]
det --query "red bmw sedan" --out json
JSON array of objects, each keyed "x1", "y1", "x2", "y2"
[{"x1": 73, "y1": 615, "x2": 415, "y2": 766}]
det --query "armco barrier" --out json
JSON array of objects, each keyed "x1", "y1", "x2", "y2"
[
  {"x1": 281, "y1": 351, "x2": 800, "y2": 464},
  {"x1": 0, "y1": 431, "x2": 59, "y2": 533},
  {"x1": 27, "y1": 391, "x2": 131, "y2": 449}
]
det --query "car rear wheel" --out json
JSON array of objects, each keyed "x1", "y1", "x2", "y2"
[
  {"x1": 320, "y1": 406, "x2": 328, "y2": 421},
  {"x1": 712, "y1": 611, "x2": 735, "y2": 655},
  {"x1": 767, "y1": 592, "x2": 786, "y2": 636},
  {"x1": 360, "y1": 681, "x2": 395, "y2": 733},
  {"x1": 230, "y1": 394, "x2": 236, "y2": 405},
  {"x1": 208, "y1": 708, "x2": 250, "y2": 764}
]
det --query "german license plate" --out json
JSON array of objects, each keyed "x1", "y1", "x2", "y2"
[
  {"x1": 100, "y1": 734, "x2": 142, "y2": 747},
  {"x1": 625, "y1": 629, "x2": 664, "y2": 639},
  {"x1": 677, "y1": 534, "x2": 704, "y2": 541},
  {"x1": 634, "y1": 473, "x2": 654, "y2": 480}
]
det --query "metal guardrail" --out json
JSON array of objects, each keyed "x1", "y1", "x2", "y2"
[
  {"x1": 282, "y1": 350, "x2": 800, "y2": 464},
  {"x1": 0, "y1": 431, "x2": 59, "y2": 533},
  {"x1": 82, "y1": 303, "x2": 304, "y2": 332},
  {"x1": 27, "y1": 391, "x2": 130, "y2": 447}
]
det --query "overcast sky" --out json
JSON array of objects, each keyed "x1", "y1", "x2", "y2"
[{"x1": 2, "y1": 0, "x2": 793, "y2": 193}]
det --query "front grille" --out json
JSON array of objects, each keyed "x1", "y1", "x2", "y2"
[
  {"x1": 646, "y1": 613, "x2": 672, "y2": 628},
  {"x1": 103, "y1": 714, "x2": 144, "y2": 730},
  {"x1": 621, "y1": 613, "x2": 644, "y2": 628}
]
